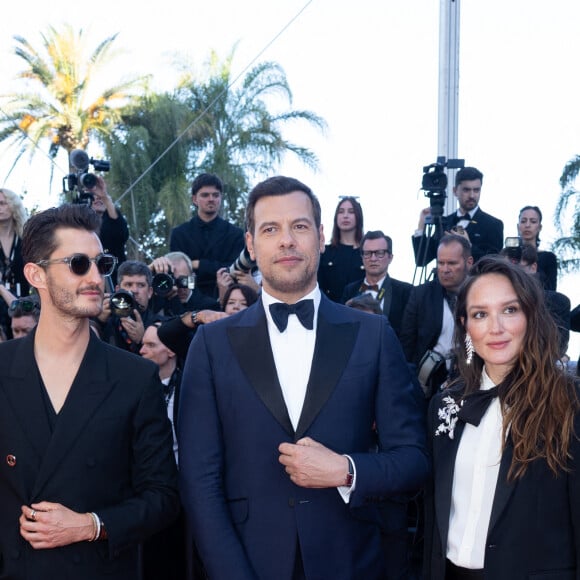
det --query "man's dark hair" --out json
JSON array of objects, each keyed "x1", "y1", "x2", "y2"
[
  {"x1": 360, "y1": 230, "x2": 393, "y2": 254},
  {"x1": 191, "y1": 173, "x2": 223, "y2": 197},
  {"x1": 438, "y1": 233, "x2": 472, "y2": 259},
  {"x1": 454, "y1": 166, "x2": 483, "y2": 187},
  {"x1": 245, "y1": 176, "x2": 321, "y2": 234},
  {"x1": 346, "y1": 294, "x2": 382, "y2": 315},
  {"x1": 22, "y1": 204, "x2": 102, "y2": 265},
  {"x1": 118, "y1": 260, "x2": 153, "y2": 286}
]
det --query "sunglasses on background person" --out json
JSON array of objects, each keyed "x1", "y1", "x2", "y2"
[{"x1": 36, "y1": 253, "x2": 117, "y2": 277}]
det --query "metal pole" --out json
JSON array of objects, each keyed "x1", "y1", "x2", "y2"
[{"x1": 438, "y1": 0, "x2": 461, "y2": 214}]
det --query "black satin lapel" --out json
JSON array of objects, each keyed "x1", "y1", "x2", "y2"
[
  {"x1": 434, "y1": 420, "x2": 465, "y2": 549},
  {"x1": 32, "y1": 335, "x2": 115, "y2": 497},
  {"x1": 487, "y1": 440, "x2": 516, "y2": 534},
  {"x1": 227, "y1": 317, "x2": 294, "y2": 437},
  {"x1": 295, "y1": 315, "x2": 358, "y2": 440}
]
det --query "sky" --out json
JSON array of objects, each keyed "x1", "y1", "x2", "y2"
[{"x1": 1, "y1": 0, "x2": 579, "y2": 356}]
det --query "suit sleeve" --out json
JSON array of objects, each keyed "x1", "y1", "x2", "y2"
[
  {"x1": 177, "y1": 326, "x2": 257, "y2": 579},
  {"x1": 348, "y1": 319, "x2": 429, "y2": 504},
  {"x1": 98, "y1": 368, "x2": 180, "y2": 557}
]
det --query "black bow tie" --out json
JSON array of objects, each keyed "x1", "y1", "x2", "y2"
[
  {"x1": 269, "y1": 299, "x2": 315, "y2": 333},
  {"x1": 360, "y1": 283, "x2": 379, "y2": 292},
  {"x1": 458, "y1": 387, "x2": 499, "y2": 426}
]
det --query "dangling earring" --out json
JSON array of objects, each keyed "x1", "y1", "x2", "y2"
[{"x1": 465, "y1": 333, "x2": 474, "y2": 365}]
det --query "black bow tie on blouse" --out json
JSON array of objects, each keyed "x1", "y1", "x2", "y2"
[
  {"x1": 269, "y1": 299, "x2": 314, "y2": 333},
  {"x1": 458, "y1": 387, "x2": 499, "y2": 426},
  {"x1": 360, "y1": 283, "x2": 379, "y2": 292}
]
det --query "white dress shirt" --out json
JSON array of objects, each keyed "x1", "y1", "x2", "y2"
[{"x1": 447, "y1": 368, "x2": 503, "y2": 569}]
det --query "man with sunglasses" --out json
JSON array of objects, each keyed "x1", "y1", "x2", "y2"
[
  {"x1": 8, "y1": 295, "x2": 40, "y2": 339},
  {"x1": 0, "y1": 204, "x2": 179, "y2": 579},
  {"x1": 341, "y1": 230, "x2": 412, "y2": 339}
]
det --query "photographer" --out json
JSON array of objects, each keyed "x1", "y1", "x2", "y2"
[
  {"x1": 149, "y1": 251, "x2": 222, "y2": 315},
  {"x1": 96, "y1": 260, "x2": 159, "y2": 353},
  {"x1": 412, "y1": 166, "x2": 504, "y2": 267},
  {"x1": 87, "y1": 176, "x2": 128, "y2": 283}
]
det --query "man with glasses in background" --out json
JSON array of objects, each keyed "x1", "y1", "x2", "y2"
[
  {"x1": 0, "y1": 286, "x2": 40, "y2": 339},
  {"x1": 0, "y1": 203, "x2": 179, "y2": 579},
  {"x1": 341, "y1": 230, "x2": 412, "y2": 339}
]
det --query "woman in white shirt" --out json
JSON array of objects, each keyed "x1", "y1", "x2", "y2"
[{"x1": 424, "y1": 256, "x2": 580, "y2": 580}]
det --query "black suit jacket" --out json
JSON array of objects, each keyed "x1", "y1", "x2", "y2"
[
  {"x1": 341, "y1": 275, "x2": 412, "y2": 339},
  {"x1": 178, "y1": 295, "x2": 428, "y2": 580},
  {"x1": 424, "y1": 386, "x2": 580, "y2": 580},
  {"x1": 0, "y1": 331, "x2": 180, "y2": 580},
  {"x1": 413, "y1": 207, "x2": 504, "y2": 266},
  {"x1": 400, "y1": 278, "x2": 446, "y2": 366}
]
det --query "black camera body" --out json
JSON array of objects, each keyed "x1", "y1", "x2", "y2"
[
  {"x1": 503, "y1": 236, "x2": 524, "y2": 263},
  {"x1": 229, "y1": 248, "x2": 257, "y2": 280},
  {"x1": 152, "y1": 270, "x2": 195, "y2": 298},
  {"x1": 63, "y1": 149, "x2": 110, "y2": 205},
  {"x1": 421, "y1": 156, "x2": 465, "y2": 219}
]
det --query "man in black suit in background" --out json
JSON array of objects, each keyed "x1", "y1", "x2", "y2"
[
  {"x1": 341, "y1": 230, "x2": 412, "y2": 339},
  {"x1": 401, "y1": 234, "x2": 473, "y2": 398},
  {"x1": 412, "y1": 166, "x2": 503, "y2": 267}
]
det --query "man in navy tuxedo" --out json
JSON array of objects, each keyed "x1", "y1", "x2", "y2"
[
  {"x1": 178, "y1": 176, "x2": 429, "y2": 580},
  {"x1": 412, "y1": 166, "x2": 503, "y2": 267}
]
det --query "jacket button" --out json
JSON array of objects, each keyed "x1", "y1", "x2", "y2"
[{"x1": 6, "y1": 454, "x2": 16, "y2": 467}]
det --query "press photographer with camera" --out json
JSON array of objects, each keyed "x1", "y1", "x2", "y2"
[
  {"x1": 412, "y1": 165, "x2": 504, "y2": 267},
  {"x1": 96, "y1": 260, "x2": 160, "y2": 353},
  {"x1": 149, "y1": 251, "x2": 223, "y2": 316}
]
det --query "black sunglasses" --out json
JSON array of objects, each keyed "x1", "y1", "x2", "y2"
[
  {"x1": 9, "y1": 299, "x2": 40, "y2": 314},
  {"x1": 36, "y1": 253, "x2": 117, "y2": 277}
]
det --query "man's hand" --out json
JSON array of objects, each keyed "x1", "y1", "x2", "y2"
[
  {"x1": 88, "y1": 176, "x2": 118, "y2": 219},
  {"x1": 149, "y1": 256, "x2": 173, "y2": 274},
  {"x1": 216, "y1": 267, "x2": 235, "y2": 302},
  {"x1": 121, "y1": 309, "x2": 145, "y2": 343},
  {"x1": 97, "y1": 293, "x2": 112, "y2": 323},
  {"x1": 278, "y1": 437, "x2": 349, "y2": 488},
  {"x1": 19, "y1": 502, "x2": 94, "y2": 549},
  {"x1": 417, "y1": 207, "x2": 432, "y2": 230}
]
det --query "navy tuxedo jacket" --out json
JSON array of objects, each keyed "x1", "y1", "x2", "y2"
[
  {"x1": 0, "y1": 331, "x2": 180, "y2": 580},
  {"x1": 413, "y1": 207, "x2": 504, "y2": 267},
  {"x1": 424, "y1": 387, "x2": 580, "y2": 580},
  {"x1": 178, "y1": 295, "x2": 428, "y2": 580}
]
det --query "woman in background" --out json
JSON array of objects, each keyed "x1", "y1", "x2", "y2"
[
  {"x1": 318, "y1": 196, "x2": 365, "y2": 302},
  {"x1": 517, "y1": 205, "x2": 558, "y2": 290},
  {"x1": 424, "y1": 256, "x2": 580, "y2": 580}
]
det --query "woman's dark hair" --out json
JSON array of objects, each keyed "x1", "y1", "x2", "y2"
[
  {"x1": 221, "y1": 283, "x2": 259, "y2": 311},
  {"x1": 518, "y1": 205, "x2": 543, "y2": 246},
  {"x1": 330, "y1": 197, "x2": 364, "y2": 247},
  {"x1": 452, "y1": 256, "x2": 578, "y2": 479}
]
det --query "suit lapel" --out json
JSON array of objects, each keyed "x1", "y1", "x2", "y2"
[
  {"x1": 227, "y1": 304, "x2": 294, "y2": 436},
  {"x1": 487, "y1": 439, "x2": 517, "y2": 534},
  {"x1": 380, "y1": 275, "x2": 393, "y2": 318},
  {"x1": 2, "y1": 332, "x2": 52, "y2": 462},
  {"x1": 32, "y1": 333, "x2": 117, "y2": 497},
  {"x1": 295, "y1": 298, "x2": 358, "y2": 439}
]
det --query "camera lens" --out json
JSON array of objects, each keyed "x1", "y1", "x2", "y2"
[
  {"x1": 80, "y1": 173, "x2": 97, "y2": 189},
  {"x1": 152, "y1": 273, "x2": 175, "y2": 297},
  {"x1": 110, "y1": 290, "x2": 136, "y2": 317}
]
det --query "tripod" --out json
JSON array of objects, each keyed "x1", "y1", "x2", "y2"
[{"x1": 412, "y1": 213, "x2": 446, "y2": 286}]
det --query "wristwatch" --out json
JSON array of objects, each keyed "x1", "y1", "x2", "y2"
[{"x1": 345, "y1": 456, "x2": 354, "y2": 487}]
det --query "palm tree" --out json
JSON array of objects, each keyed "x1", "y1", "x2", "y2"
[
  {"x1": 0, "y1": 24, "x2": 147, "y2": 185},
  {"x1": 554, "y1": 155, "x2": 580, "y2": 272},
  {"x1": 178, "y1": 47, "x2": 327, "y2": 224}
]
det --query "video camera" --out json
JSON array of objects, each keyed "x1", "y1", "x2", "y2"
[
  {"x1": 421, "y1": 156, "x2": 465, "y2": 219},
  {"x1": 63, "y1": 149, "x2": 110, "y2": 205}
]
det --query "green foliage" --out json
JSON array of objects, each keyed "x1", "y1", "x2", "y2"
[{"x1": 554, "y1": 155, "x2": 580, "y2": 272}]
